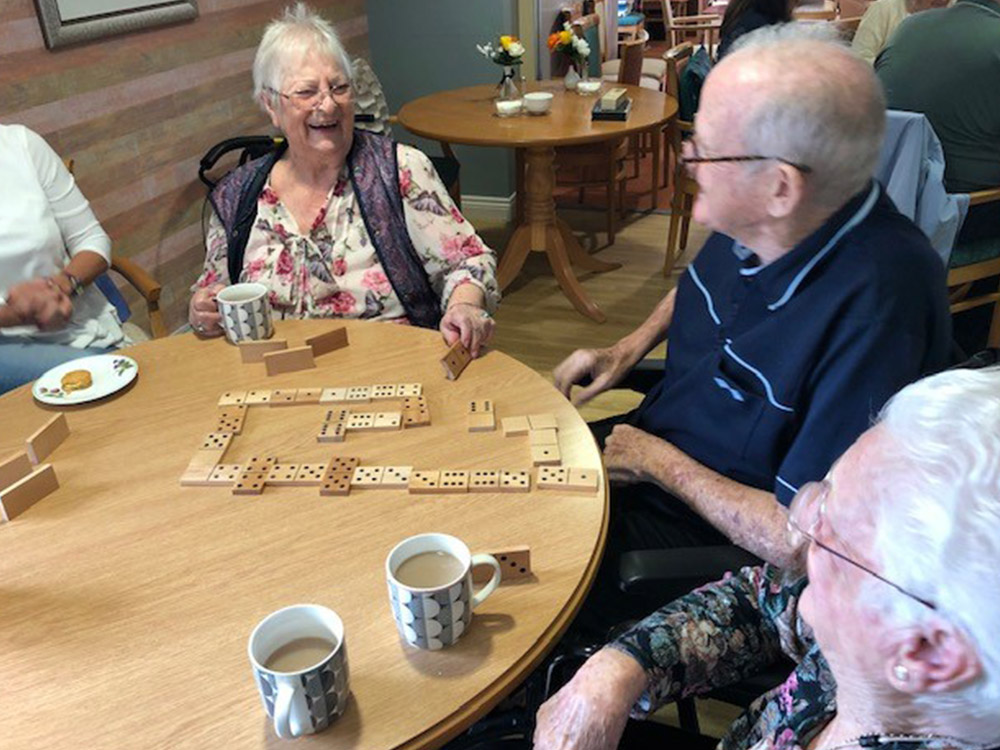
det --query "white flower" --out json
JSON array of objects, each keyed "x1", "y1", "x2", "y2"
[
  {"x1": 477, "y1": 43, "x2": 494, "y2": 60},
  {"x1": 508, "y1": 41, "x2": 525, "y2": 58},
  {"x1": 572, "y1": 37, "x2": 590, "y2": 58}
]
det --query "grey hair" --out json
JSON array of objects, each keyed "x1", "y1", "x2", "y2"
[
  {"x1": 252, "y1": 2, "x2": 354, "y2": 110},
  {"x1": 726, "y1": 24, "x2": 886, "y2": 209},
  {"x1": 865, "y1": 366, "x2": 1000, "y2": 739}
]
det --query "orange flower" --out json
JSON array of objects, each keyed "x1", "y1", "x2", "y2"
[{"x1": 547, "y1": 32, "x2": 560, "y2": 50}]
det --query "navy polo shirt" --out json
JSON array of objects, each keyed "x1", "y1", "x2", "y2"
[{"x1": 635, "y1": 182, "x2": 951, "y2": 506}]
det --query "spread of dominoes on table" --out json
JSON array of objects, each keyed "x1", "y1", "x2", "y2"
[{"x1": 179, "y1": 385, "x2": 600, "y2": 497}]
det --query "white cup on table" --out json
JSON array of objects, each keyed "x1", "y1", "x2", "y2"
[
  {"x1": 386, "y1": 533, "x2": 501, "y2": 650},
  {"x1": 248, "y1": 604, "x2": 350, "y2": 740}
]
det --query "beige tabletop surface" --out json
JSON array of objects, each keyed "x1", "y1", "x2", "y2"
[
  {"x1": 0, "y1": 320, "x2": 608, "y2": 749},
  {"x1": 396, "y1": 81, "x2": 676, "y2": 149}
]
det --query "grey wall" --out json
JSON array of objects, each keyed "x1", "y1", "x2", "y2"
[{"x1": 367, "y1": 0, "x2": 517, "y2": 199}]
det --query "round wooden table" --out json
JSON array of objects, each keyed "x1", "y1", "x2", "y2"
[
  {"x1": 397, "y1": 82, "x2": 678, "y2": 323},
  {"x1": 0, "y1": 321, "x2": 608, "y2": 749}
]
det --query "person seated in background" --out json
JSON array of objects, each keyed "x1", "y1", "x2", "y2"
[
  {"x1": 876, "y1": 0, "x2": 1000, "y2": 243},
  {"x1": 535, "y1": 366, "x2": 1000, "y2": 750},
  {"x1": 716, "y1": 0, "x2": 795, "y2": 59},
  {"x1": 0, "y1": 123, "x2": 128, "y2": 395},
  {"x1": 851, "y1": 0, "x2": 949, "y2": 65},
  {"x1": 554, "y1": 25, "x2": 950, "y2": 637},
  {"x1": 189, "y1": 3, "x2": 498, "y2": 356}
]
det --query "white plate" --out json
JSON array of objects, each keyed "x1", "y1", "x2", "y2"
[{"x1": 32, "y1": 354, "x2": 139, "y2": 405}]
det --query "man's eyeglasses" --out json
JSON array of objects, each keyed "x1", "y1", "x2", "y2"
[
  {"x1": 268, "y1": 82, "x2": 352, "y2": 110},
  {"x1": 787, "y1": 480, "x2": 937, "y2": 611},
  {"x1": 681, "y1": 136, "x2": 813, "y2": 174}
]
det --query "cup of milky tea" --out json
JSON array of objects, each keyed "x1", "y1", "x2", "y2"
[
  {"x1": 385, "y1": 533, "x2": 501, "y2": 650},
  {"x1": 248, "y1": 604, "x2": 350, "y2": 739}
]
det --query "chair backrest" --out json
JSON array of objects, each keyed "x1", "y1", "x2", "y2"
[
  {"x1": 664, "y1": 41, "x2": 694, "y2": 122},
  {"x1": 351, "y1": 57, "x2": 392, "y2": 136},
  {"x1": 617, "y1": 39, "x2": 645, "y2": 85},
  {"x1": 793, "y1": 2, "x2": 838, "y2": 20}
]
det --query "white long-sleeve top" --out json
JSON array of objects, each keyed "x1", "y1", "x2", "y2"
[{"x1": 0, "y1": 124, "x2": 125, "y2": 348}]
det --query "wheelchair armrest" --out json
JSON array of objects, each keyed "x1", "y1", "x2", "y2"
[
  {"x1": 619, "y1": 546, "x2": 762, "y2": 599},
  {"x1": 617, "y1": 358, "x2": 664, "y2": 394}
]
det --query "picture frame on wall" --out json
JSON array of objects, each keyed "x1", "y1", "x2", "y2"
[{"x1": 34, "y1": 0, "x2": 199, "y2": 50}]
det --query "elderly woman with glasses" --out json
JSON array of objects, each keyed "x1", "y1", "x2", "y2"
[
  {"x1": 535, "y1": 366, "x2": 1000, "y2": 750},
  {"x1": 188, "y1": 3, "x2": 498, "y2": 355}
]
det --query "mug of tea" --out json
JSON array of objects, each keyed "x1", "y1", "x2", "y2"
[
  {"x1": 216, "y1": 282, "x2": 273, "y2": 344},
  {"x1": 386, "y1": 533, "x2": 502, "y2": 651},
  {"x1": 248, "y1": 604, "x2": 350, "y2": 739}
]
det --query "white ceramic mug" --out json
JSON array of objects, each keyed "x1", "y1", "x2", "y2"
[
  {"x1": 386, "y1": 533, "x2": 501, "y2": 650},
  {"x1": 216, "y1": 282, "x2": 273, "y2": 343},
  {"x1": 248, "y1": 604, "x2": 350, "y2": 740}
]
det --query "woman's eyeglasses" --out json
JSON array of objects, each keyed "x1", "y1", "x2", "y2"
[
  {"x1": 787, "y1": 480, "x2": 937, "y2": 611},
  {"x1": 268, "y1": 82, "x2": 352, "y2": 110}
]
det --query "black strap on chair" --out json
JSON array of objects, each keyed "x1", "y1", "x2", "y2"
[{"x1": 198, "y1": 136, "x2": 285, "y2": 189}]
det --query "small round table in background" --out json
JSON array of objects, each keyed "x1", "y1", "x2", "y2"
[{"x1": 397, "y1": 82, "x2": 678, "y2": 323}]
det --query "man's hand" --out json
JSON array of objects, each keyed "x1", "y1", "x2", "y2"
[
  {"x1": 553, "y1": 346, "x2": 636, "y2": 406},
  {"x1": 4, "y1": 279, "x2": 73, "y2": 331},
  {"x1": 533, "y1": 648, "x2": 647, "y2": 750},
  {"x1": 189, "y1": 283, "x2": 226, "y2": 337},
  {"x1": 439, "y1": 302, "x2": 494, "y2": 358},
  {"x1": 603, "y1": 423, "x2": 676, "y2": 486}
]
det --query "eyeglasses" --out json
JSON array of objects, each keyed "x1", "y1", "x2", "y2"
[
  {"x1": 681, "y1": 135, "x2": 813, "y2": 173},
  {"x1": 787, "y1": 480, "x2": 937, "y2": 611},
  {"x1": 268, "y1": 82, "x2": 352, "y2": 109}
]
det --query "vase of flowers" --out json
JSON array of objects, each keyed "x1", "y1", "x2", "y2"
[
  {"x1": 477, "y1": 35, "x2": 526, "y2": 104},
  {"x1": 547, "y1": 23, "x2": 591, "y2": 90}
]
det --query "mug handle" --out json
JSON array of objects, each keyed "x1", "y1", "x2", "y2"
[
  {"x1": 273, "y1": 682, "x2": 309, "y2": 739},
  {"x1": 470, "y1": 554, "x2": 502, "y2": 609}
]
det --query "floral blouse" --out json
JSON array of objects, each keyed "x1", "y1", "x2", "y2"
[
  {"x1": 611, "y1": 565, "x2": 835, "y2": 750},
  {"x1": 195, "y1": 144, "x2": 499, "y2": 322}
]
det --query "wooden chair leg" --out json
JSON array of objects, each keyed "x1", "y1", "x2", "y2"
[
  {"x1": 680, "y1": 191, "x2": 694, "y2": 250},
  {"x1": 515, "y1": 147, "x2": 525, "y2": 224},
  {"x1": 665, "y1": 178, "x2": 684, "y2": 276},
  {"x1": 607, "y1": 155, "x2": 617, "y2": 244}
]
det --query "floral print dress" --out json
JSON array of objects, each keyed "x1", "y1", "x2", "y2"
[
  {"x1": 195, "y1": 144, "x2": 499, "y2": 322},
  {"x1": 611, "y1": 565, "x2": 837, "y2": 750}
]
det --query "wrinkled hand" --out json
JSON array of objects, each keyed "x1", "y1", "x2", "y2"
[
  {"x1": 553, "y1": 347, "x2": 633, "y2": 406},
  {"x1": 439, "y1": 303, "x2": 494, "y2": 358},
  {"x1": 189, "y1": 283, "x2": 226, "y2": 338},
  {"x1": 3, "y1": 278, "x2": 73, "y2": 331},
  {"x1": 533, "y1": 648, "x2": 645, "y2": 750},
  {"x1": 603, "y1": 424, "x2": 669, "y2": 486}
]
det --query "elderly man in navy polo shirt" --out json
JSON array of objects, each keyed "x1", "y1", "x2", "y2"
[{"x1": 555, "y1": 25, "x2": 951, "y2": 631}]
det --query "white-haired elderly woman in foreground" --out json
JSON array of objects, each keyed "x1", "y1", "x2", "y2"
[
  {"x1": 189, "y1": 3, "x2": 498, "y2": 355},
  {"x1": 536, "y1": 366, "x2": 1000, "y2": 750}
]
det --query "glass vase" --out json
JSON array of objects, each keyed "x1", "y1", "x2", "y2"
[
  {"x1": 497, "y1": 65, "x2": 524, "y2": 102},
  {"x1": 564, "y1": 64, "x2": 580, "y2": 91}
]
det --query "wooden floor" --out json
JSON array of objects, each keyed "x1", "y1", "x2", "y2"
[
  {"x1": 481, "y1": 207, "x2": 744, "y2": 738},
  {"x1": 481, "y1": 207, "x2": 708, "y2": 422}
]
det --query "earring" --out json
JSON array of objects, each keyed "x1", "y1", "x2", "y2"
[{"x1": 893, "y1": 664, "x2": 909, "y2": 682}]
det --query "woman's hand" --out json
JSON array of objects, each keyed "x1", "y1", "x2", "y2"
[
  {"x1": 439, "y1": 302, "x2": 494, "y2": 358},
  {"x1": 534, "y1": 648, "x2": 647, "y2": 750},
  {"x1": 3, "y1": 278, "x2": 73, "y2": 331},
  {"x1": 188, "y1": 283, "x2": 226, "y2": 337}
]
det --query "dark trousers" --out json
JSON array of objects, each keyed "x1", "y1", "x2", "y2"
[{"x1": 570, "y1": 412, "x2": 728, "y2": 640}]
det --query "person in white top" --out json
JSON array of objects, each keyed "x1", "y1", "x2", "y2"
[
  {"x1": 0, "y1": 123, "x2": 127, "y2": 394},
  {"x1": 851, "y1": 0, "x2": 949, "y2": 64}
]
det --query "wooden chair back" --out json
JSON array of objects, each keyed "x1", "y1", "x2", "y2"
[
  {"x1": 618, "y1": 39, "x2": 645, "y2": 85},
  {"x1": 664, "y1": 0, "x2": 722, "y2": 52},
  {"x1": 949, "y1": 186, "x2": 1000, "y2": 348},
  {"x1": 793, "y1": 2, "x2": 838, "y2": 20}
]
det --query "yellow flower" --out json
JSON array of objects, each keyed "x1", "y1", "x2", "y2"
[
  {"x1": 559, "y1": 30, "x2": 572, "y2": 45},
  {"x1": 500, "y1": 35, "x2": 513, "y2": 50}
]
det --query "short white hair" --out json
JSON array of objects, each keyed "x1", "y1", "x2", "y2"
[
  {"x1": 252, "y1": 3, "x2": 353, "y2": 109},
  {"x1": 725, "y1": 24, "x2": 886, "y2": 209},
  {"x1": 867, "y1": 366, "x2": 1000, "y2": 739}
]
